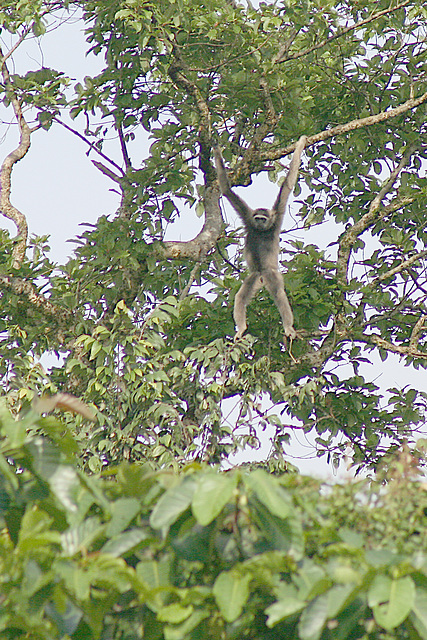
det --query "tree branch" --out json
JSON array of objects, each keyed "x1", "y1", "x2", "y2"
[
  {"x1": 159, "y1": 183, "x2": 223, "y2": 260},
  {"x1": 363, "y1": 333, "x2": 427, "y2": 360},
  {"x1": 256, "y1": 91, "x2": 427, "y2": 168},
  {"x1": 0, "y1": 46, "x2": 30, "y2": 267},
  {"x1": 373, "y1": 249, "x2": 427, "y2": 286},
  {"x1": 336, "y1": 143, "x2": 417, "y2": 286},
  {"x1": 0, "y1": 275, "x2": 71, "y2": 323},
  {"x1": 276, "y1": 0, "x2": 411, "y2": 63},
  {"x1": 162, "y1": 45, "x2": 224, "y2": 261},
  {"x1": 53, "y1": 117, "x2": 125, "y2": 175}
]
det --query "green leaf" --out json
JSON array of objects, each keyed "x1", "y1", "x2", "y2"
[
  {"x1": 136, "y1": 557, "x2": 171, "y2": 589},
  {"x1": 164, "y1": 610, "x2": 210, "y2": 640},
  {"x1": 150, "y1": 477, "x2": 196, "y2": 529},
  {"x1": 370, "y1": 575, "x2": 415, "y2": 630},
  {"x1": 101, "y1": 528, "x2": 148, "y2": 557},
  {"x1": 192, "y1": 472, "x2": 237, "y2": 525},
  {"x1": 28, "y1": 436, "x2": 80, "y2": 512},
  {"x1": 213, "y1": 571, "x2": 251, "y2": 622},
  {"x1": 265, "y1": 583, "x2": 305, "y2": 627},
  {"x1": 106, "y1": 498, "x2": 140, "y2": 536},
  {"x1": 244, "y1": 469, "x2": 291, "y2": 518},
  {"x1": 157, "y1": 603, "x2": 193, "y2": 623},
  {"x1": 251, "y1": 498, "x2": 304, "y2": 558},
  {"x1": 410, "y1": 588, "x2": 427, "y2": 640},
  {"x1": 56, "y1": 561, "x2": 92, "y2": 600},
  {"x1": 61, "y1": 517, "x2": 104, "y2": 556},
  {"x1": 298, "y1": 593, "x2": 329, "y2": 640}
]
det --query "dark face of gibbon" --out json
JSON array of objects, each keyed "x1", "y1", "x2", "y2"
[{"x1": 251, "y1": 208, "x2": 276, "y2": 230}]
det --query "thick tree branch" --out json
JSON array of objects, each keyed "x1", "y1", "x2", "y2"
[
  {"x1": 373, "y1": 249, "x2": 427, "y2": 286},
  {"x1": 168, "y1": 45, "x2": 211, "y2": 147},
  {"x1": 255, "y1": 91, "x2": 427, "y2": 169},
  {"x1": 0, "y1": 46, "x2": 30, "y2": 267},
  {"x1": 159, "y1": 183, "x2": 223, "y2": 260},
  {"x1": 409, "y1": 315, "x2": 426, "y2": 350},
  {"x1": 162, "y1": 46, "x2": 223, "y2": 261},
  {"x1": 362, "y1": 333, "x2": 427, "y2": 359},
  {"x1": 0, "y1": 275, "x2": 71, "y2": 322},
  {"x1": 237, "y1": 75, "x2": 279, "y2": 179}
]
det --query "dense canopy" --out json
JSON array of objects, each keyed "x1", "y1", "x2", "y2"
[{"x1": 2, "y1": 1, "x2": 427, "y2": 638}]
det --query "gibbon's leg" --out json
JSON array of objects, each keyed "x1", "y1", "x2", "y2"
[
  {"x1": 261, "y1": 268, "x2": 297, "y2": 340},
  {"x1": 234, "y1": 272, "x2": 263, "y2": 340}
]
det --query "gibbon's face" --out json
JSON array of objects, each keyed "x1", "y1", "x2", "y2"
[{"x1": 251, "y1": 207, "x2": 275, "y2": 230}]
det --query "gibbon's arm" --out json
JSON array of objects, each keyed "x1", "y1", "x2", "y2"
[
  {"x1": 213, "y1": 145, "x2": 254, "y2": 222},
  {"x1": 272, "y1": 135, "x2": 307, "y2": 217}
]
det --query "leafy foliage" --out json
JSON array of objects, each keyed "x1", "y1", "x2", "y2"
[
  {"x1": 1, "y1": 0, "x2": 427, "y2": 533},
  {"x1": 2, "y1": 407, "x2": 427, "y2": 639}
]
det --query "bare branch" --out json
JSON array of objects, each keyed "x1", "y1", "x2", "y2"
[
  {"x1": 409, "y1": 315, "x2": 426, "y2": 350},
  {"x1": 91, "y1": 160, "x2": 122, "y2": 183},
  {"x1": 179, "y1": 264, "x2": 200, "y2": 300},
  {"x1": 237, "y1": 75, "x2": 279, "y2": 178},
  {"x1": 168, "y1": 45, "x2": 211, "y2": 146},
  {"x1": 363, "y1": 333, "x2": 427, "y2": 360},
  {"x1": 373, "y1": 249, "x2": 427, "y2": 286},
  {"x1": 160, "y1": 183, "x2": 223, "y2": 260},
  {"x1": 0, "y1": 46, "x2": 30, "y2": 267},
  {"x1": 118, "y1": 125, "x2": 132, "y2": 170},
  {"x1": 256, "y1": 91, "x2": 427, "y2": 168},
  {"x1": 54, "y1": 117, "x2": 125, "y2": 175}
]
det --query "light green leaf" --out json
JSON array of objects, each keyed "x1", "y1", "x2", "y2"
[
  {"x1": 368, "y1": 574, "x2": 391, "y2": 607},
  {"x1": 164, "y1": 610, "x2": 209, "y2": 640},
  {"x1": 371, "y1": 576, "x2": 415, "y2": 630},
  {"x1": 57, "y1": 562, "x2": 91, "y2": 600},
  {"x1": 136, "y1": 557, "x2": 171, "y2": 589},
  {"x1": 298, "y1": 593, "x2": 329, "y2": 640},
  {"x1": 61, "y1": 517, "x2": 104, "y2": 556},
  {"x1": 410, "y1": 588, "x2": 427, "y2": 640},
  {"x1": 326, "y1": 584, "x2": 356, "y2": 618},
  {"x1": 157, "y1": 603, "x2": 193, "y2": 623},
  {"x1": 101, "y1": 528, "x2": 148, "y2": 557},
  {"x1": 244, "y1": 469, "x2": 291, "y2": 518},
  {"x1": 192, "y1": 472, "x2": 237, "y2": 525},
  {"x1": 150, "y1": 477, "x2": 196, "y2": 529},
  {"x1": 213, "y1": 571, "x2": 251, "y2": 622},
  {"x1": 106, "y1": 498, "x2": 140, "y2": 537},
  {"x1": 28, "y1": 437, "x2": 79, "y2": 512},
  {"x1": 265, "y1": 584, "x2": 305, "y2": 627}
]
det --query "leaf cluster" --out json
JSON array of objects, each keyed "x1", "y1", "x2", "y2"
[{"x1": 2, "y1": 407, "x2": 427, "y2": 639}]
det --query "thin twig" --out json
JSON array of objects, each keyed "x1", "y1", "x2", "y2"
[{"x1": 53, "y1": 117, "x2": 125, "y2": 175}]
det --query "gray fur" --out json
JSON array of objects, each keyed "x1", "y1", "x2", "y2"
[{"x1": 213, "y1": 136, "x2": 307, "y2": 341}]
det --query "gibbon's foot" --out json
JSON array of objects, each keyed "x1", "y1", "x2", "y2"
[
  {"x1": 284, "y1": 326, "x2": 297, "y2": 340},
  {"x1": 284, "y1": 335, "x2": 298, "y2": 363},
  {"x1": 234, "y1": 329, "x2": 246, "y2": 342}
]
